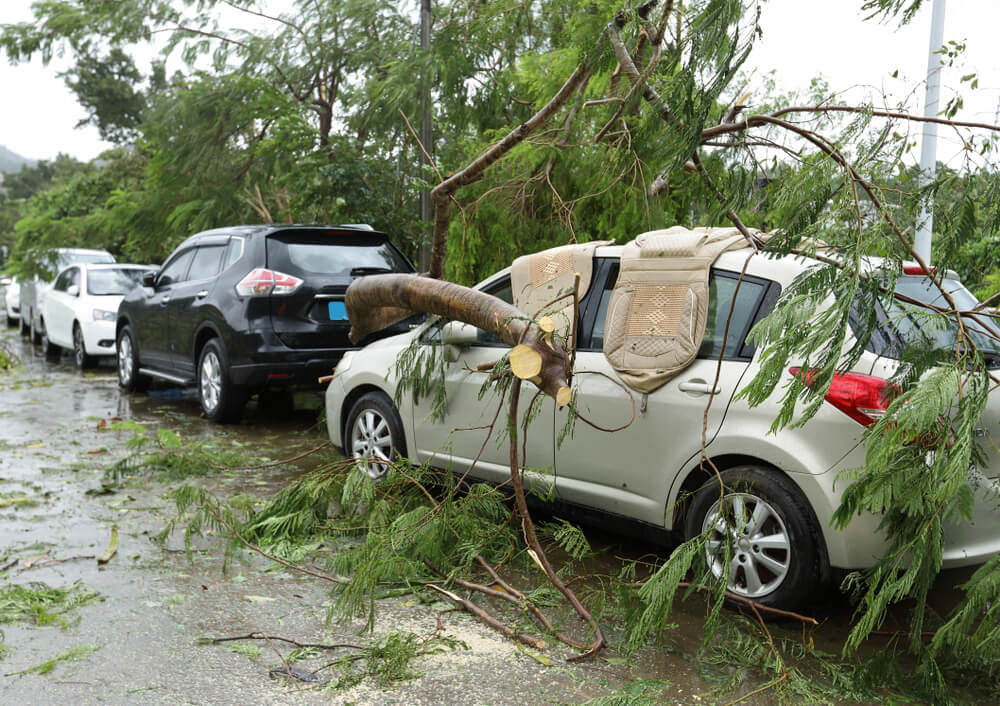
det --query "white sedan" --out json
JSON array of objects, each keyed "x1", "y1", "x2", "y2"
[{"x1": 41, "y1": 263, "x2": 155, "y2": 368}]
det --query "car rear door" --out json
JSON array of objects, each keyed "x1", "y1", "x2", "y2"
[
  {"x1": 264, "y1": 229, "x2": 414, "y2": 353},
  {"x1": 554, "y1": 263, "x2": 778, "y2": 526}
]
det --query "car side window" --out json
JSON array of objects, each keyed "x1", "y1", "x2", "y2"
[
  {"x1": 225, "y1": 237, "x2": 244, "y2": 270},
  {"x1": 69, "y1": 268, "x2": 81, "y2": 293},
  {"x1": 585, "y1": 266, "x2": 770, "y2": 359},
  {"x1": 157, "y1": 249, "x2": 195, "y2": 287},
  {"x1": 475, "y1": 278, "x2": 513, "y2": 346},
  {"x1": 53, "y1": 268, "x2": 75, "y2": 293},
  {"x1": 187, "y1": 245, "x2": 226, "y2": 281},
  {"x1": 698, "y1": 273, "x2": 768, "y2": 360}
]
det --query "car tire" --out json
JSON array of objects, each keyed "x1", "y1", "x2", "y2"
[
  {"x1": 73, "y1": 324, "x2": 95, "y2": 369},
  {"x1": 40, "y1": 323, "x2": 60, "y2": 360},
  {"x1": 198, "y1": 339, "x2": 245, "y2": 423},
  {"x1": 685, "y1": 465, "x2": 824, "y2": 611},
  {"x1": 344, "y1": 392, "x2": 406, "y2": 482},
  {"x1": 117, "y1": 325, "x2": 150, "y2": 392},
  {"x1": 5, "y1": 315, "x2": 15, "y2": 328},
  {"x1": 19, "y1": 314, "x2": 29, "y2": 338}
]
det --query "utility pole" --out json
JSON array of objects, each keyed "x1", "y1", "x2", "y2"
[
  {"x1": 915, "y1": 0, "x2": 946, "y2": 266},
  {"x1": 418, "y1": 0, "x2": 433, "y2": 272}
]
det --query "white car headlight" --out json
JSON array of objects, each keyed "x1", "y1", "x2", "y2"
[{"x1": 92, "y1": 309, "x2": 117, "y2": 322}]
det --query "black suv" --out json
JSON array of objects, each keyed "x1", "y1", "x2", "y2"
[{"x1": 116, "y1": 224, "x2": 416, "y2": 422}]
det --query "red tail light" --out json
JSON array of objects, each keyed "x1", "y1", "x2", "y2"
[
  {"x1": 235, "y1": 268, "x2": 303, "y2": 296},
  {"x1": 789, "y1": 368, "x2": 896, "y2": 427}
]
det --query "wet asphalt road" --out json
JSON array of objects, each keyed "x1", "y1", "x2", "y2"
[{"x1": 0, "y1": 325, "x2": 695, "y2": 705}]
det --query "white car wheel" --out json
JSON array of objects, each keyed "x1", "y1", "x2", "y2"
[{"x1": 345, "y1": 392, "x2": 405, "y2": 482}]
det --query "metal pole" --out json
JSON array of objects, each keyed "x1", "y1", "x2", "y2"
[
  {"x1": 914, "y1": 0, "x2": 946, "y2": 265},
  {"x1": 418, "y1": 0, "x2": 433, "y2": 272}
]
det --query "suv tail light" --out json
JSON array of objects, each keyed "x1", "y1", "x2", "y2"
[
  {"x1": 235, "y1": 268, "x2": 303, "y2": 296},
  {"x1": 789, "y1": 368, "x2": 897, "y2": 427}
]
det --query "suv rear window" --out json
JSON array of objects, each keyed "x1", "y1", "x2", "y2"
[{"x1": 266, "y1": 232, "x2": 412, "y2": 277}]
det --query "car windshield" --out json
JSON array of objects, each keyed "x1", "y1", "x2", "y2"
[
  {"x1": 883, "y1": 275, "x2": 1000, "y2": 358},
  {"x1": 88, "y1": 268, "x2": 147, "y2": 295}
]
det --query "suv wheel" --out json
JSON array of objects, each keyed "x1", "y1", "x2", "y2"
[
  {"x1": 5, "y1": 314, "x2": 15, "y2": 328},
  {"x1": 40, "y1": 323, "x2": 60, "y2": 360},
  {"x1": 198, "y1": 339, "x2": 245, "y2": 423},
  {"x1": 19, "y1": 314, "x2": 29, "y2": 338},
  {"x1": 685, "y1": 466, "x2": 824, "y2": 610},
  {"x1": 117, "y1": 326, "x2": 150, "y2": 392},
  {"x1": 345, "y1": 392, "x2": 406, "y2": 482},
  {"x1": 73, "y1": 324, "x2": 95, "y2": 369}
]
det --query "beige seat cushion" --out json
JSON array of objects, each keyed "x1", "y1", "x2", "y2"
[
  {"x1": 603, "y1": 226, "x2": 763, "y2": 393},
  {"x1": 510, "y1": 240, "x2": 611, "y2": 348}
]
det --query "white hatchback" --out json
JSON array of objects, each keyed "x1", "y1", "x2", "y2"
[
  {"x1": 324, "y1": 245, "x2": 1000, "y2": 609},
  {"x1": 41, "y1": 263, "x2": 155, "y2": 368}
]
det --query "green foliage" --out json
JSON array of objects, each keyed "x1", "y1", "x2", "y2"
[
  {"x1": 0, "y1": 581, "x2": 100, "y2": 628},
  {"x1": 106, "y1": 423, "x2": 266, "y2": 484},
  {"x1": 8, "y1": 643, "x2": 101, "y2": 677}
]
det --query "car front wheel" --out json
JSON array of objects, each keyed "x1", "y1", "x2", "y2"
[
  {"x1": 345, "y1": 392, "x2": 406, "y2": 482},
  {"x1": 73, "y1": 325, "x2": 95, "y2": 369},
  {"x1": 117, "y1": 326, "x2": 150, "y2": 392},
  {"x1": 685, "y1": 466, "x2": 824, "y2": 610},
  {"x1": 198, "y1": 339, "x2": 245, "y2": 423}
]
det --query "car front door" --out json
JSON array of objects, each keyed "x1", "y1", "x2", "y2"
[
  {"x1": 410, "y1": 275, "x2": 556, "y2": 489},
  {"x1": 166, "y1": 242, "x2": 226, "y2": 375},
  {"x1": 138, "y1": 249, "x2": 195, "y2": 370},
  {"x1": 554, "y1": 264, "x2": 777, "y2": 527}
]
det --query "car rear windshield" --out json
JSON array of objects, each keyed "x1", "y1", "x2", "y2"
[
  {"x1": 266, "y1": 232, "x2": 412, "y2": 277},
  {"x1": 879, "y1": 275, "x2": 1000, "y2": 359},
  {"x1": 87, "y1": 268, "x2": 148, "y2": 296}
]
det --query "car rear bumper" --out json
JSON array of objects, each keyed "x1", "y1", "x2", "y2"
[{"x1": 228, "y1": 348, "x2": 351, "y2": 388}]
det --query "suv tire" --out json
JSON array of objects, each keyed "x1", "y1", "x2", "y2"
[
  {"x1": 345, "y1": 392, "x2": 406, "y2": 482},
  {"x1": 198, "y1": 339, "x2": 245, "y2": 423},
  {"x1": 117, "y1": 325, "x2": 150, "y2": 392},
  {"x1": 685, "y1": 465, "x2": 824, "y2": 610}
]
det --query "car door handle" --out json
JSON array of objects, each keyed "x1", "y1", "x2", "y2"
[
  {"x1": 677, "y1": 379, "x2": 721, "y2": 395},
  {"x1": 160, "y1": 296, "x2": 171, "y2": 307},
  {"x1": 195, "y1": 290, "x2": 208, "y2": 299}
]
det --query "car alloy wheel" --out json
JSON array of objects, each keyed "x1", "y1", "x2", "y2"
[
  {"x1": 116, "y1": 326, "x2": 149, "y2": 392},
  {"x1": 685, "y1": 466, "x2": 823, "y2": 610},
  {"x1": 346, "y1": 392, "x2": 406, "y2": 483},
  {"x1": 197, "y1": 339, "x2": 245, "y2": 423},
  {"x1": 199, "y1": 349, "x2": 223, "y2": 415},
  {"x1": 74, "y1": 326, "x2": 94, "y2": 369},
  {"x1": 701, "y1": 492, "x2": 790, "y2": 599}
]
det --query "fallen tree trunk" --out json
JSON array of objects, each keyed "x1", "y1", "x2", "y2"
[{"x1": 345, "y1": 273, "x2": 572, "y2": 405}]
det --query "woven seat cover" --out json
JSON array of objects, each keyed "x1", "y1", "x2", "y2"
[
  {"x1": 603, "y1": 226, "x2": 761, "y2": 393},
  {"x1": 510, "y1": 240, "x2": 611, "y2": 348}
]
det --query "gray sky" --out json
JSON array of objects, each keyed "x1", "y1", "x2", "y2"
[{"x1": 1, "y1": 0, "x2": 999, "y2": 163}]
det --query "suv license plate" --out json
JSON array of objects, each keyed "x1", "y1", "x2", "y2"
[{"x1": 328, "y1": 301, "x2": 348, "y2": 320}]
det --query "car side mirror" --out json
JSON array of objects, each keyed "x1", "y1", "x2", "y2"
[
  {"x1": 142, "y1": 271, "x2": 157, "y2": 288},
  {"x1": 440, "y1": 321, "x2": 479, "y2": 362},
  {"x1": 440, "y1": 321, "x2": 479, "y2": 346},
  {"x1": 67, "y1": 284, "x2": 80, "y2": 297}
]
